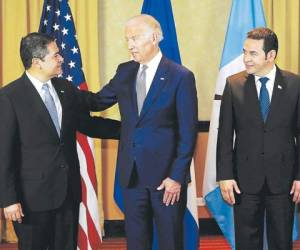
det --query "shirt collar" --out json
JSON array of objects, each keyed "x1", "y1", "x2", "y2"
[
  {"x1": 254, "y1": 65, "x2": 277, "y2": 84},
  {"x1": 26, "y1": 71, "x2": 53, "y2": 92},
  {"x1": 140, "y1": 50, "x2": 162, "y2": 71}
]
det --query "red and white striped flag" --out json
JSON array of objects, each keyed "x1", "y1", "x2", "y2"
[{"x1": 39, "y1": 1, "x2": 102, "y2": 249}]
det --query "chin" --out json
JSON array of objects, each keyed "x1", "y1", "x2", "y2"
[
  {"x1": 132, "y1": 57, "x2": 140, "y2": 63},
  {"x1": 245, "y1": 68, "x2": 254, "y2": 74}
]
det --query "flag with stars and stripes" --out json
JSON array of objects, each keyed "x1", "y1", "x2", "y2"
[{"x1": 39, "y1": 0, "x2": 102, "y2": 249}]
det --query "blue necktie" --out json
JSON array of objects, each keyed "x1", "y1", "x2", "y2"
[
  {"x1": 42, "y1": 84, "x2": 60, "y2": 136},
  {"x1": 259, "y1": 77, "x2": 270, "y2": 122}
]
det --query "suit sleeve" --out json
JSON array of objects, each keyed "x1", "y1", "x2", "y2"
[
  {"x1": 0, "y1": 92, "x2": 19, "y2": 207},
  {"x1": 77, "y1": 67, "x2": 120, "y2": 112},
  {"x1": 216, "y1": 80, "x2": 235, "y2": 181},
  {"x1": 68, "y1": 84, "x2": 121, "y2": 139},
  {"x1": 169, "y1": 71, "x2": 198, "y2": 184},
  {"x1": 77, "y1": 113, "x2": 121, "y2": 139}
]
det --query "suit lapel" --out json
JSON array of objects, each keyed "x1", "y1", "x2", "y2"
[
  {"x1": 265, "y1": 67, "x2": 285, "y2": 126},
  {"x1": 138, "y1": 57, "x2": 169, "y2": 121},
  {"x1": 52, "y1": 78, "x2": 64, "y2": 137},
  {"x1": 23, "y1": 74, "x2": 60, "y2": 140},
  {"x1": 245, "y1": 73, "x2": 264, "y2": 123},
  {"x1": 129, "y1": 62, "x2": 140, "y2": 119}
]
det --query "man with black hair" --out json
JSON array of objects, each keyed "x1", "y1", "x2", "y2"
[
  {"x1": 0, "y1": 32, "x2": 120, "y2": 250},
  {"x1": 217, "y1": 27, "x2": 300, "y2": 250}
]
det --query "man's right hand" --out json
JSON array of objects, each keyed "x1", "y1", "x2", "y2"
[
  {"x1": 219, "y1": 179, "x2": 241, "y2": 205},
  {"x1": 4, "y1": 203, "x2": 24, "y2": 223}
]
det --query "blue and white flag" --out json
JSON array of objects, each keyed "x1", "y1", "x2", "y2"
[
  {"x1": 113, "y1": 0, "x2": 199, "y2": 249},
  {"x1": 203, "y1": 0, "x2": 265, "y2": 249}
]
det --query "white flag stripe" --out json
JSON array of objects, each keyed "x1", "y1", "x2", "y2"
[
  {"x1": 215, "y1": 55, "x2": 245, "y2": 95},
  {"x1": 203, "y1": 54, "x2": 245, "y2": 197},
  {"x1": 77, "y1": 143, "x2": 102, "y2": 236},
  {"x1": 187, "y1": 159, "x2": 199, "y2": 226},
  {"x1": 87, "y1": 136, "x2": 95, "y2": 155},
  {"x1": 78, "y1": 203, "x2": 92, "y2": 250}
]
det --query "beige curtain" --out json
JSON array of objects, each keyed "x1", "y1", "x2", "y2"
[
  {"x1": 0, "y1": 0, "x2": 103, "y2": 243},
  {"x1": 263, "y1": 0, "x2": 300, "y2": 73}
]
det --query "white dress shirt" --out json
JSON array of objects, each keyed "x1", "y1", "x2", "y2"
[
  {"x1": 26, "y1": 71, "x2": 62, "y2": 127},
  {"x1": 138, "y1": 50, "x2": 163, "y2": 94},
  {"x1": 254, "y1": 65, "x2": 277, "y2": 101}
]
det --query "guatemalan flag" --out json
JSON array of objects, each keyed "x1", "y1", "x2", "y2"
[
  {"x1": 203, "y1": 0, "x2": 298, "y2": 249},
  {"x1": 113, "y1": 0, "x2": 199, "y2": 249},
  {"x1": 39, "y1": 1, "x2": 102, "y2": 249}
]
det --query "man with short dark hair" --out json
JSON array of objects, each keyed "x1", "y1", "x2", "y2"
[
  {"x1": 0, "y1": 32, "x2": 120, "y2": 250},
  {"x1": 217, "y1": 27, "x2": 300, "y2": 250}
]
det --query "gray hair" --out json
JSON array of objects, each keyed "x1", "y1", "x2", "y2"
[{"x1": 126, "y1": 14, "x2": 164, "y2": 42}]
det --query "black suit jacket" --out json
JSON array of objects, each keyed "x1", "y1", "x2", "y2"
[
  {"x1": 217, "y1": 67, "x2": 300, "y2": 194},
  {"x1": 0, "y1": 73, "x2": 120, "y2": 211}
]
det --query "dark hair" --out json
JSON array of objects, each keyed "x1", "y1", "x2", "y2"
[
  {"x1": 20, "y1": 32, "x2": 55, "y2": 69},
  {"x1": 247, "y1": 27, "x2": 278, "y2": 57}
]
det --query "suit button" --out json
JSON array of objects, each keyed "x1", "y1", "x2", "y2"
[
  {"x1": 60, "y1": 164, "x2": 66, "y2": 169},
  {"x1": 132, "y1": 143, "x2": 136, "y2": 147},
  {"x1": 261, "y1": 152, "x2": 264, "y2": 156}
]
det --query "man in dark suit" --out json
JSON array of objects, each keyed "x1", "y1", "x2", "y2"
[
  {"x1": 85, "y1": 14, "x2": 198, "y2": 250},
  {"x1": 0, "y1": 32, "x2": 120, "y2": 250},
  {"x1": 217, "y1": 27, "x2": 300, "y2": 250}
]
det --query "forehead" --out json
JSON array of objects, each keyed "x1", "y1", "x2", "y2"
[
  {"x1": 244, "y1": 38, "x2": 264, "y2": 51},
  {"x1": 125, "y1": 21, "x2": 149, "y2": 36},
  {"x1": 46, "y1": 41, "x2": 59, "y2": 54}
]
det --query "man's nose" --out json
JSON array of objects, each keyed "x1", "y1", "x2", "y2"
[
  {"x1": 243, "y1": 54, "x2": 251, "y2": 62},
  {"x1": 127, "y1": 40, "x2": 134, "y2": 50},
  {"x1": 59, "y1": 55, "x2": 64, "y2": 63}
]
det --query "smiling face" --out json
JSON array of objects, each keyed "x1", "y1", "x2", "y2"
[
  {"x1": 243, "y1": 38, "x2": 276, "y2": 77},
  {"x1": 125, "y1": 17, "x2": 160, "y2": 64},
  {"x1": 39, "y1": 41, "x2": 63, "y2": 78}
]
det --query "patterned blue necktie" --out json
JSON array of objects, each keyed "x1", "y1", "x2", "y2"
[
  {"x1": 259, "y1": 77, "x2": 270, "y2": 122},
  {"x1": 42, "y1": 84, "x2": 60, "y2": 136}
]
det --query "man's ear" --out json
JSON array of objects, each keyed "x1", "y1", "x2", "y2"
[
  {"x1": 267, "y1": 50, "x2": 277, "y2": 61},
  {"x1": 31, "y1": 58, "x2": 42, "y2": 69},
  {"x1": 152, "y1": 32, "x2": 159, "y2": 45}
]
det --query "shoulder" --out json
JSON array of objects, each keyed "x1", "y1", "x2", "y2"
[
  {"x1": 0, "y1": 74, "x2": 26, "y2": 96},
  {"x1": 279, "y1": 69, "x2": 300, "y2": 82},
  {"x1": 227, "y1": 71, "x2": 248, "y2": 85},
  {"x1": 117, "y1": 60, "x2": 139, "y2": 72},
  {"x1": 163, "y1": 57, "x2": 193, "y2": 77},
  {"x1": 51, "y1": 77, "x2": 76, "y2": 92}
]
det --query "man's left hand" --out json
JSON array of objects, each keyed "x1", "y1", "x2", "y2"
[
  {"x1": 290, "y1": 180, "x2": 300, "y2": 203},
  {"x1": 157, "y1": 177, "x2": 181, "y2": 206}
]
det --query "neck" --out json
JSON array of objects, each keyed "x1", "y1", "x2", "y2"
[
  {"x1": 255, "y1": 63, "x2": 275, "y2": 77},
  {"x1": 27, "y1": 68, "x2": 50, "y2": 83},
  {"x1": 140, "y1": 48, "x2": 159, "y2": 64}
]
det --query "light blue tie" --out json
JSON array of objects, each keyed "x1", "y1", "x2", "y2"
[
  {"x1": 42, "y1": 84, "x2": 60, "y2": 136},
  {"x1": 259, "y1": 77, "x2": 270, "y2": 122}
]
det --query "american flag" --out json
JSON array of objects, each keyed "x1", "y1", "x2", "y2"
[{"x1": 39, "y1": 0, "x2": 102, "y2": 249}]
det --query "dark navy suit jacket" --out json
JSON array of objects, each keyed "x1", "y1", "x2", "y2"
[{"x1": 87, "y1": 56, "x2": 198, "y2": 188}]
